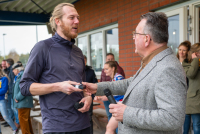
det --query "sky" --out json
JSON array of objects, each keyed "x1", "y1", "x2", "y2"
[{"x1": 0, "y1": 25, "x2": 52, "y2": 56}]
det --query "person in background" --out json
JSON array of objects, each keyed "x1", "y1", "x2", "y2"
[
  {"x1": 84, "y1": 55, "x2": 98, "y2": 134},
  {"x1": 0, "y1": 64, "x2": 4, "y2": 122},
  {"x1": 4, "y1": 58, "x2": 17, "y2": 128},
  {"x1": 0, "y1": 60, "x2": 8, "y2": 124},
  {"x1": 99, "y1": 53, "x2": 125, "y2": 122},
  {"x1": 1, "y1": 60, "x2": 8, "y2": 75},
  {"x1": 96, "y1": 61, "x2": 124, "y2": 134},
  {"x1": 177, "y1": 41, "x2": 191, "y2": 64},
  {"x1": 12, "y1": 62, "x2": 34, "y2": 134},
  {"x1": 182, "y1": 43, "x2": 200, "y2": 134},
  {"x1": 0, "y1": 67, "x2": 19, "y2": 134}
]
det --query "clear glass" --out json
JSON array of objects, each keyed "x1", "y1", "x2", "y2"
[
  {"x1": 106, "y1": 28, "x2": 119, "y2": 62},
  {"x1": 77, "y1": 36, "x2": 87, "y2": 56},
  {"x1": 168, "y1": 15, "x2": 179, "y2": 54},
  {"x1": 90, "y1": 32, "x2": 103, "y2": 71},
  {"x1": 199, "y1": 7, "x2": 200, "y2": 42}
]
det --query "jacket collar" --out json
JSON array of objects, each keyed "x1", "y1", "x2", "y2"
[
  {"x1": 123, "y1": 48, "x2": 174, "y2": 101},
  {"x1": 52, "y1": 32, "x2": 75, "y2": 46}
]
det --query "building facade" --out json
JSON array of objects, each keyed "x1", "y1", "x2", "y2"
[{"x1": 74, "y1": 0, "x2": 200, "y2": 79}]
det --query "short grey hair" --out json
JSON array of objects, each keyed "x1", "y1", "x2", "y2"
[{"x1": 140, "y1": 12, "x2": 169, "y2": 44}]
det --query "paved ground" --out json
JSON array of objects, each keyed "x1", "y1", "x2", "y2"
[{"x1": 0, "y1": 120, "x2": 105, "y2": 134}]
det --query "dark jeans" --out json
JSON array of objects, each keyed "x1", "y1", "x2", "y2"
[
  {"x1": 88, "y1": 100, "x2": 93, "y2": 134},
  {"x1": 44, "y1": 127, "x2": 90, "y2": 134},
  {"x1": 183, "y1": 114, "x2": 200, "y2": 134}
]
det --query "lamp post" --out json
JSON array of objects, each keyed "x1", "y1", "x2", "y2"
[{"x1": 3, "y1": 33, "x2": 6, "y2": 59}]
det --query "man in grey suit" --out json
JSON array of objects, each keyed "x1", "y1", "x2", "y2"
[{"x1": 83, "y1": 12, "x2": 187, "y2": 134}]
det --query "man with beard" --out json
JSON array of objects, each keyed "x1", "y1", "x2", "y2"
[
  {"x1": 20, "y1": 3, "x2": 92, "y2": 134},
  {"x1": 1, "y1": 60, "x2": 8, "y2": 75}
]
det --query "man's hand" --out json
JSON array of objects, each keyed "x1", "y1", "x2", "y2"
[
  {"x1": 192, "y1": 53, "x2": 197, "y2": 59},
  {"x1": 82, "y1": 82, "x2": 98, "y2": 95},
  {"x1": 15, "y1": 99, "x2": 18, "y2": 103},
  {"x1": 94, "y1": 96, "x2": 108, "y2": 101},
  {"x1": 78, "y1": 96, "x2": 92, "y2": 113},
  {"x1": 59, "y1": 81, "x2": 83, "y2": 95},
  {"x1": 109, "y1": 103, "x2": 127, "y2": 122}
]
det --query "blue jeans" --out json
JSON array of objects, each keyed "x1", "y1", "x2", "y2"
[
  {"x1": 103, "y1": 101, "x2": 112, "y2": 121},
  {"x1": 11, "y1": 98, "x2": 19, "y2": 124},
  {"x1": 0, "y1": 100, "x2": 17, "y2": 132},
  {"x1": 7, "y1": 93, "x2": 14, "y2": 121},
  {"x1": 183, "y1": 114, "x2": 200, "y2": 134}
]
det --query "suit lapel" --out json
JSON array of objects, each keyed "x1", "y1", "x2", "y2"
[
  {"x1": 123, "y1": 60, "x2": 157, "y2": 101},
  {"x1": 122, "y1": 48, "x2": 173, "y2": 102}
]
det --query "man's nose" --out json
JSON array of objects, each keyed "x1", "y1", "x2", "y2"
[{"x1": 74, "y1": 17, "x2": 79, "y2": 24}]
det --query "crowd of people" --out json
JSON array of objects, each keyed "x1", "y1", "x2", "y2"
[
  {"x1": 0, "y1": 2, "x2": 200, "y2": 134},
  {"x1": 0, "y1": 59, "x2": 33, "y2": 134}
]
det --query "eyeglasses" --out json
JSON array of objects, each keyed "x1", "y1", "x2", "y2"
[{"x1": 132, "y1": 31, "x2": 147, "y2": 38}]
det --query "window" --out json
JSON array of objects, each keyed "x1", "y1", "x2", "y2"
[
  {"x1": 77, "y1": 24, "x2": 118, "y2": 78},
  {"x1": 77, "y1": 36, "x2": 87, "y2": 56},
  {"x1": 168, "y1": 15, "x2": 180, "y2": 54},
  {"x1": 106, "y1": 28, "x2": 119, "y2": 62},
  {"x1": 90, "y1": 32, "x2": 103, "y2": 71}
]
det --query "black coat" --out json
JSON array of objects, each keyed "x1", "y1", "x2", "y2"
[{"x1": 85, "y1": 65, "x2": 97, "y2": 83}]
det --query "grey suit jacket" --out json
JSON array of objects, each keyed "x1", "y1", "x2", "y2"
[{"x1": 96, "y1": 48, "x2": 187, "y2": 134}]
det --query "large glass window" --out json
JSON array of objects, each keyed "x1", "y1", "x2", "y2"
[
  {"x1": 90, "y1": 32, "x2": 103, "y2": 71},
  {"x1": 77, "y1": 36, "x2": 87, "y2": 56},
  {"x1": 168, "y1": 15, "x2": 180, "y2": 54},
  {"x1": 106, "y1": 28, "x2": 119, "y2": 62},
  {"x1": 76, "y1": 24, "x2": 118, "y2": 77}
]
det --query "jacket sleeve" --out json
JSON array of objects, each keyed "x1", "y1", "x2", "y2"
[
  {"x1": 15, "y1": 82, "x2": 25, "y2": 101},
  {"x1": 100, "y1": 70, "x2": 104, "y2": 82},
  {"x1": 92, "y1": 70, "x2": 98, "y2": 83},
  {"x1": 123, "y1": 67, "x2": 187, "y2": 131},
  {"x1": 19, "y1": 41, "x2": 47, "y2": 96},
  {"x1": 96, "y1": 77, "x2": 133, "y2": 96},
  {"x1": 0, "y1": 77, "x2": 8, "y2": 95},
  {"x1": 183, "y1": 58, "x2": 199, "y2": 79}
]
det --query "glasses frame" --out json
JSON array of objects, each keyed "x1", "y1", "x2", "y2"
[
  {"x1": 132, "y1": 31, "x2": 152, "y2": 41},
  {"x1": 132, "y1": 31, "x2": 147, "y2": 38}
]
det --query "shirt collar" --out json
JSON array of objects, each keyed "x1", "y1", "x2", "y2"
[
  {"x1": 141, "y1": 45, "x2": 168, "y2": 69},
  {"x1": 52, "y1": 32, "x2": 75, "y2": 46}
]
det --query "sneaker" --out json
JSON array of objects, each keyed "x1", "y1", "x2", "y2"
[
  {"x1": 4, "y1": 123, "x2": 10, "y2": 127},
  {"x1": 13, "y1": 129, "x2": 19, "y2": 134},
  {"x1": 1, "y1": 122, "x2": 7, "y2": 125}
]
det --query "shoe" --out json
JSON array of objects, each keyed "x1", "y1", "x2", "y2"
[
  {"x1": 14, "y1": 122, "x2": 20, "y2": 129},
  {"x1": 13, "y1": 129, "x2": 19, "y2": 134},
  {"x1": 0, "y1": 118, "x2": 4, "y2": 121},
  {"x1": 4, "y1": 123, "x2": 10, "y2": 127},
  {"x1": 1, "y1": 122, "x2": 7, "y2": 125}
]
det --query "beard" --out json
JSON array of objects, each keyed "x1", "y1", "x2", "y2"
[{"x1": 60, "y1": 22, "x2": 78, "y2": 39}]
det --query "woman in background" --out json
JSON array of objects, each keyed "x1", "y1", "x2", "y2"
[
  {"x1": 95, "y1": 61, "x2": 124, "y2": 134},
  {"x1": 12, "y1": 62, "x2": 34, "y2": 134},
  {"x1": 177, "y1": 41, "x2": 191, "y2": 63},
  {"x1": 182, "y1": 43, "x2": 200, "y2": 134},
  {"x1": 0, "y1": 68, "x2": 18, "y2": 134}
]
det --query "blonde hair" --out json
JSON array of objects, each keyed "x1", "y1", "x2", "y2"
[
  {"x1": 49, "y1": 3, "x2": 74, "y2": 32},
  {"x1": 188, "y1": 43, "x2": 200, "y2": 62}
]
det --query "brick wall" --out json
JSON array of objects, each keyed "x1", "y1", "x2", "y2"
[{"x1": 75, "y1": 0, "x2": 181, "y2": 79}]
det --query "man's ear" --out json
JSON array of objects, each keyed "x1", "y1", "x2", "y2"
[
  {"x1": 144, "y1": 35, "x2": 151, "y2": 47},
  {"x1": 55, "y1": 18, "x2": 61, "y2": 26}
]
